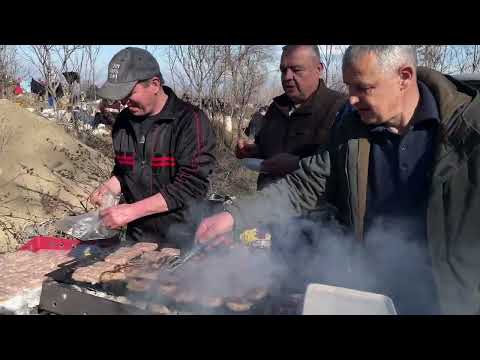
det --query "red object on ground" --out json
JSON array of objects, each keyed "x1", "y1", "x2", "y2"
[
  {"x1": 19, "y1": 236, "x2": 80, "y2": 252},
  {"x1": 14, "y1": 85, "x2": 23, "y2": 95}
]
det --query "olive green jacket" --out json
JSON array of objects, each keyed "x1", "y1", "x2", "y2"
[{"x1": 228, "y1": 67, "x2": 480, "y2": 314}]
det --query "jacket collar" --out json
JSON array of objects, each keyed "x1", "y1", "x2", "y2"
[
  {"x1": 417, "y1": 67, "x2": 475, "y2": 140},
  {"x1": 124, "y1": 85, "x2": 179, "y2": 123},
  {"x1": 272, "y1": 79, "x2": 330, "y2": 117}
]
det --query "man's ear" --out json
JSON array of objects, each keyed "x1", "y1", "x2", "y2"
[
  {"x1": 399, "y1": 65, "x2": 414, "y2": 90},
  {"x1": 151, "y1": 77, "x2": 162, "y2": 90},
  {"x1": 317, "y1": 62, "x2": 325, "y2": 78}
]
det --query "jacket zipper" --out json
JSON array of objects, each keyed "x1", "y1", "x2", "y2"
[{"x1": 344, "y1": 143, "x2": 354, "y2": 273}]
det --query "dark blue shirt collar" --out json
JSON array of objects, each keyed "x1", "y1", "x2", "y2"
[
  {"x1": 411, "y1": 81, "x2": 440, "y2": 127},
  {"x1": 368, "y1": 81, "x2": 440, "y2": 135}
]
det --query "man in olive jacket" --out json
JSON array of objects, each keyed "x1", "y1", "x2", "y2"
[{"x1": 196, "y1": 46, "x2": 480, "y2": 315}]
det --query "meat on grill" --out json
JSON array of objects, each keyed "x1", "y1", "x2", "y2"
[
  {"x1": 104, "y1": 247, "x2": 144, "y2": 266},
  {"x1": 126, "y1": 278, "x2": 152, "y2": 292},
  {"x1": 147, "y1": 303, "x2": 171, "y2": 315},
  {"x1": 198, "y1": 296, "x2": 224, "y2": 308},
  {"x1": 159, "y1": 247, "x2": 180, "y2": 258},
  {"x1": 139, "y1": 250, "x2": 177, "y2": 268},
  {"x1": 245, "y1": 288, "x2": 268, "y2": 302},
  {"x1": 0, "y1": 250, "x2": 74, "y2": 303},
  {"x1": 71, "y1": 261, "x2": 119, "y2": 284},
  {"x1": 126, "y1": 266, "x2": 159, "y2": 281},
  {"x1": 140, "y1": 251, "x2": 165, "y2": 264},
  {"x1": 225, "y1": 298, "x2": 254, "y2": 312},
  {"x1": 100, "y1": 271, "x2": 127, "y2": 282},
  {"x1": 157, "y1": 283, "x2": 178, "y2": 297},
  {"x1": 104, "y1": 244, "x2": 176, "y2": 266},
  {"x1": 65, "y1": 244, "x2": 273, "y2": 314},
  {"x1": 173, "y1": 289, "x2": 196, "y2": 304},
  {"x1": 131, "y1": 242, "x2": 159, "y2": 252}
]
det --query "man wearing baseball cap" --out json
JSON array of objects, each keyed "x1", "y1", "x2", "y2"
[{"x1": 90, "y1": 47, "x2": 217, "y2": 249}]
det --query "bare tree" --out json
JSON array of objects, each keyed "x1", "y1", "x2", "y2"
[
  {"x1": 223, "y1": 45, "x2": 274, "y2": 143},
  {"x1": 84, "y1": 45, "x2": 101, "y2": 100},
  {"x1": 255, "y1": 75, "x2": 283, "y2": 106},
  {"x1": 319, "y1": 45, "x2": 335, "y2": 86},
  {"x1": 318, "y1": 45, "x2": 347, "y2": 93},
  {"x1": 164, "y1": 45, "x2": 183, "y2": 93},
  {"x1": 0, "y1": 46, "x2": 25, "y2": 98},
  {"x1": 471, "y1": 45, "x2": 480, "y2": 72},
  {"x1": 416, "y1": 45, "x2": 454, "y2": 73},
  {"x1": 448, "y1": 45, "x2": 480, "y2": 74},
  {"x1": 22, "y1": 45, "x2": 85, "y2": 114},
  {"x1": 167, "y1": 45, "x2": 226, "y2": 105},
  {"x1": 54, "y1": 45, "x2": 85, "y2": 75},
  {"x1": 22, "y1": 46, "x2": 57, "y2": 109}
]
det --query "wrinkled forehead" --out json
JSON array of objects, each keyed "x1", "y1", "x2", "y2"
[{"x1": 280, "y1": 47, "x2": 317, "y2": 67}]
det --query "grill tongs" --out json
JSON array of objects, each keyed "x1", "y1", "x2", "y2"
[{"x1": 167, "y1": 242, "x2": 209, "y2": 272}]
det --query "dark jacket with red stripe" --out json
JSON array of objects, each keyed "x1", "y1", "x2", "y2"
[{"x1": 111, "y1": 86, "x2": 216, "y2": 248}]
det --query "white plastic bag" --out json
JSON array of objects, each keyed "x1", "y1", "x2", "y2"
[{"x1": 56, "y1": 191, "x2": 121, "y2": 241}]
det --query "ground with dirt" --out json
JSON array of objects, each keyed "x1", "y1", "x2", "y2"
[
  {"x1": 0, "y1": 99, "x2": 112, "y2": 252},
  {"x1": 0, "y1": 98, "x2": 258, "y2": 253}
]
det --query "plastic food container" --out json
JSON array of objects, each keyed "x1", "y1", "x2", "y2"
[{"x1": 18, "y1": 236, "x2": 80, "y2": 252}]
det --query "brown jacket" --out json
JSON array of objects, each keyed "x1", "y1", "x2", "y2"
[{"x1": 255, "y1": 79, "x2": 346, "y2": 189}]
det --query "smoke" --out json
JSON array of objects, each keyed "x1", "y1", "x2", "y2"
[
  {"x1": 122, "y1": 198, "x2": 289, "y2": 314},
  {"x1": 271, "y1": 213, "x2": 442, "y2": 315},
  {"x1": 165, "y1": 246, "x2": 285, "y2": 298},
  {"x1": 126, "y1": 196, "x2": 442, "y2": 315}
]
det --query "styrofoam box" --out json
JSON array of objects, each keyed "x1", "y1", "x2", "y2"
[{"x1": 302, "y1": 283, "x2": 397, "y2": 315}]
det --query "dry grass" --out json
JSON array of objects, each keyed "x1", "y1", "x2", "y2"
[
  {"x1": 209, "y1": 146, "x2": 257, "y2": 197},
  {"x1": 0, "y1": 114, "x2": 12, "y2": 154}
]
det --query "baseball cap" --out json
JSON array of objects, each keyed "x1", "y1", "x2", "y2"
[{"x1": 97, "y1": 47, "x2": 161, "y2": 101}]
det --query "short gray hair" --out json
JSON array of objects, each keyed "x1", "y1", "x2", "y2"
[
  {"x1": 342, "y1": 45, "x2": 417, "y2": 73},
  {"x1": 138, "y1": 73, "x2": 165, "y2": 87},
  {"x1": 282, "y1": 45, "x2": 321, "y2": 64}
]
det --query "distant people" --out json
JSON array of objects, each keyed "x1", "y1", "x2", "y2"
[
  {"x1": 14, "y1": 80, "x2": 23, "y2": 96},
  {"x1": 71, "y1": 80, "x2": 80, "y2": 105},
  {"x1": 92, "y1": 99, "x2": 123, "y2": 128},
  {"x1": 244, "y1": 106, "x2": 268, "y2": 140},
  {"x1": 48, "y1": 94, "x2": 54, "y2": 107}
]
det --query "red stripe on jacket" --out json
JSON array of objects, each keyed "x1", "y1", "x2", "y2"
[{"x1": 116, "y1": 155, "x2": 135, "y2": 160}]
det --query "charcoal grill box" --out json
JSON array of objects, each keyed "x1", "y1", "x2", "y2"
[
  {"x1": 38, "y1": 251, "x2": 154, "y2": 315},
  {"x1": 39, "y1": 278, "x2": 152, "y2": 315},
  {"x1": 38, "y1": 253, "x2": 303, "y2": 315}
]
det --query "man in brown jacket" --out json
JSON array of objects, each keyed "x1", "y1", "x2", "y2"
[{"x1": 236, "y1": 45, "x2": 347, "y2": 190}]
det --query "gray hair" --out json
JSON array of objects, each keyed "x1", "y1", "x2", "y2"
[
  {"x1": 282, "y1": 45, "x2": 321, "y2": 64},
  {"x1": 342, "y1": 45, "x2": 417, "y2": 73}
]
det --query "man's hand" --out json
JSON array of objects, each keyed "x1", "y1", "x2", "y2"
[
  {"x1": 89, "y1": 186, "x2": 110, "y2": 208},
  {"x1": 261, "y1": 153, "x2": 300, "y2": 176},
  {"x1": 100, "y1": 204, "x2": 138, "y2": 229},
  {"x1": 88, "y1": 177, "x2": 121, "y2": 208},
  {"x1": 195, "y1": 211, "x2": 235, "y2": 248},
  {"x1": 235, "y1": 138, "x2": 258, "y2": 159}
]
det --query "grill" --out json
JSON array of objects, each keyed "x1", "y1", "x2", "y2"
[{"x1": 38, "y1": 247, "x2": 304, "y2": 315}]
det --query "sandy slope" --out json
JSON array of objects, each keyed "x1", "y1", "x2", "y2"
[{"x1": 0, "y1": 99, "x2": 113, "y2": 252}]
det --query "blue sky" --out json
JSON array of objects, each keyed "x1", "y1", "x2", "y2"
[
  {"x1": 96, "y1": 45, "x2": 283, "y2": 83},
  {"x1": 21, "y1": 45, "x2": 283, "y2": 87}
]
